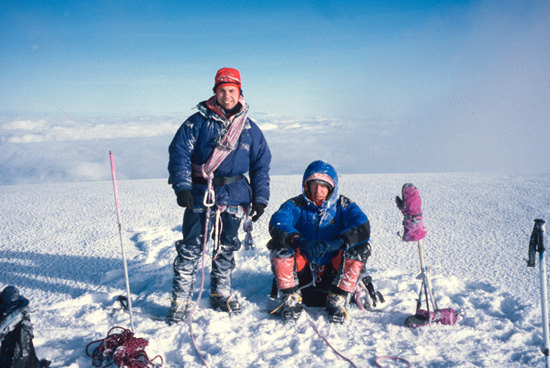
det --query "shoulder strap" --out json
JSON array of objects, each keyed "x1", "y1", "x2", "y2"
[
  {"x1": 338, "y1": 195, "x2": 351, "y2": 209},
  {"x1": 289, "y1": 195, "x2": 307, "y2": 208}
]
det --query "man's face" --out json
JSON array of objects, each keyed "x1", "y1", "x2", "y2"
[
  {"x1": 308, "y1": 181, "x2": 330, "y2": 204},
  {"x1": 216, "y1": 85, "x2": 240, "y2": 110}
]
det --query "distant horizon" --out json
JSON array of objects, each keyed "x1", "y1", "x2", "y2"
[{"x1": 1, "y1": 1, "x2": 549, "y2": 183}]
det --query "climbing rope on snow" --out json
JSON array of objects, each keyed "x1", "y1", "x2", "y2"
[
  {"x1": 303, "y1": 309, "x2": 360, "y2": 368},
  {"x1": 85, "y1": 326, "x2": 163, "y2": 368},
  {"x1": 302, "y1": 309, "x2": 412, "y2": 368},
  {"x1": 375, "y1": 355, "x2": 413, "y2": 368}
]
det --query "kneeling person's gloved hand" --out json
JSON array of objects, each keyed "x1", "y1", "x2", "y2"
[
  {"x1": 293, "y1": 237, "x2": 325, "y2": 260},
  {"x1": 322, "y1": 238, "x2": 343, "y2": 253}
]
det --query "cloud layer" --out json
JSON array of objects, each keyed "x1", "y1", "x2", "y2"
[{"x1": 2, "y1": 110, "x2": 548, "y2": 187}]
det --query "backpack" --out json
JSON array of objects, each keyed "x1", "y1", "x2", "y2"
[{"x1": 0, "y1": 286, "x2": 50, "y2": 368}]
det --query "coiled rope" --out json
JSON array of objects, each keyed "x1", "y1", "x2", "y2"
[{"x1": 86, "y1": 326, "x2": 163, "y2": 367}]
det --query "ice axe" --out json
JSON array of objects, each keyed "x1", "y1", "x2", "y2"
[{"x1": 527, "y1": 219, "x2": 549, "y2": 368}]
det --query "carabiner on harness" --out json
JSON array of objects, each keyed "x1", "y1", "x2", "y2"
[{"x1": 202, "y1": 174, "x2": 216, "y2": 208}]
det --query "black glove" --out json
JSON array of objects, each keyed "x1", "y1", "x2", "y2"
[
  {"x1": 395, "y1": 183, "x2": 416, "y2": 213},
  {"x1": 176, "y1": 190, "x2": 193, "y2": 208},
  {"x1": 323, "y1": 238, "x2": 343, "y2": 253},
  {"x1": 250, "y1": 203, "x2": 266, "y2": 222},
  {"x1": 395, "y1": 195, "x2": 404, "y2": 211},
  {"x1": 293, "y1": 237, "x2": 325, "y2": 260}
]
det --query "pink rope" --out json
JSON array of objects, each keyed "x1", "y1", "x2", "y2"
[
  {"x1": 186, "y1": 97, "x2": 248, "y2": 367},
  {"x1": 201, "y1": 96, "x2": 248, "y2": 177},
  {"x1": 375, "y1": 355, "x2": 413, "y2": 367},
  {"x1": 188, "y1": 206, "x2": 212, "y2": 367},
  {"x1": 303, "y1": 310, "x2": 360, "y2": 368}
]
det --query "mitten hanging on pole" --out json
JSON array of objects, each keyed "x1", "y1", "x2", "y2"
[
  {"x1": 396, "y1": 183, "x2": 427, "y2": 242},
  {"x1": 396, "y1": 183, "x2": 458, "y2": 328}
]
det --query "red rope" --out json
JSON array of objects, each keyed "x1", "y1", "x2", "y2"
[{"x1": 86, "y1": 326, "x2": 163, "y2": 367}]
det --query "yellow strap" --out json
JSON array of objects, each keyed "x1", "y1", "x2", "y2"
[
  {"x1": 341, "y1": 305, "x2": 349, "y2": 318},
  {"x1": 270, "y1": 301, "x2": 286, "y2": 315},
  {"x1": 210, "y1": 293, "x2": 235, "y2": 312},
  {"x1": 270, "y1": 294, "x2": 302, "y2": 315}
]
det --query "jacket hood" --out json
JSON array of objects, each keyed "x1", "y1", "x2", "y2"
[{"x1": 302, "y1": 160, "x2": 339, "y2": 208}]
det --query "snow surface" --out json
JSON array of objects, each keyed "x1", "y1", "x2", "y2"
[{"x1": 1, "y1": 172, "x2": 550, "y2": 367}]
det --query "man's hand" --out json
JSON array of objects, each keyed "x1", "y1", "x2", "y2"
[
  {"x1": 177, "y1": 190, "x2": 194, "y2": 208},
  {"x1": 250, "y1": 203, "x2": 266, "y2": 222}
]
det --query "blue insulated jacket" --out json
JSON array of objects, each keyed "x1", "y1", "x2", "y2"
[
  {"x1": 269, "y1": 160, "x2": 370, "y2": 265},
  {"x1": 168, "y1": 100, "x2": 271, "y2": 207}
]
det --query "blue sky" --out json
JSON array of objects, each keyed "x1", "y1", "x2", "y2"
[
  {"x1": 0, "y1": 0, "x2": 549, "y2": 180},
  {"x1": 0, "y1": 0, "x2": 523, "y2": 118},
  {"x1": 1, "y1": 0, "x2": 548, "y2": 119}
]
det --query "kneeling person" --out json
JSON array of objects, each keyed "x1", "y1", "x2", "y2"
[{"x1": 267, "y1": 160, "x2": 371, "y2": 323}]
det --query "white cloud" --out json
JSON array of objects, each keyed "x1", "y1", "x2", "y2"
[
  {"x1": 0, "y1": 116, "x2": 182, "y2": 143},
  {"x1": 0, "y1": 107, "x2": 548, "y2": 187},
  {"x1": 3, "y1": 119, "x2": 48, "y2": 130}
]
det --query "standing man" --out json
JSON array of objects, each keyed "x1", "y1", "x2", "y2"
[
  {"x1": 267, "y1": 160, "x2": 370, "y2": 323},
  {"x1": 167, "y1": 68, "x2": 271, "y2": 324}
]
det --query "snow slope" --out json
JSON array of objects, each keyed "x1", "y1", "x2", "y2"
[{"x1": 1, "y1": 172, "x2": 550, "y2": 367}]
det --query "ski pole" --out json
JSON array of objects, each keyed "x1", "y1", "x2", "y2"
[
  {"x1": 528, "y1": 219, "x2": 549, "y2": 368},
  {"x1": 109, "y1": 151, "x2": 135, "y2": 332},
  {"x1": 417, "y1": 239, "x2": 438, "y2": 312}
]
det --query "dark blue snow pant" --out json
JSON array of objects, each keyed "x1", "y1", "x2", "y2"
[{"x1": 171, "y1": 208, "x2": 242, "y2": 302}]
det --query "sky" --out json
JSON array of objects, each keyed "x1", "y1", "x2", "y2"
[{"x1": 0, "y1": 0, "x2": 549, "y2": 184}]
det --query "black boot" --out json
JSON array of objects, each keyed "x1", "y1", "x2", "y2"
[
  {"x1": 280, "y1": 293, "x2": 303, "y2": 321},
  {"x1": 210, "y1": 294, "x2": 241, "y2": 314},
  {"x1": 326, "y1": 293, "x2": 348, "y2": 324},
  {"x1": 166, "y1": 298, "x2": 190, "y2": 325}
]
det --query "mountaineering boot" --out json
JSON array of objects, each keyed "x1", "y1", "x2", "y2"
[
  {"x1": 210, "y1": 294, "x2": 242, "y2": 314},
  {"x1": 281, "y1": 293, "x2": 303, "y2": 321},
  {"x1": 326, "y1": 293, "x2": 348, "y2": 324},
  {"x1": 166, "y1": 299, "x2": 189, "y2": 325}
]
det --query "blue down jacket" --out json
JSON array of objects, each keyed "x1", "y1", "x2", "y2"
[
  {"x1": 269, "y1": 160, "x2": 370, "y2": 265},
  {"x1": 168, "y1": 100, "x2": 271, "y2": 207}
]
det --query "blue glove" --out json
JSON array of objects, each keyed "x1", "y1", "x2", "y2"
[
  {"x1": 293, "y1": 237, "x2": 325, "y2": 260},
  {"x1": 322, "y1": 238, "x2": 343, "y2": 253}
]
